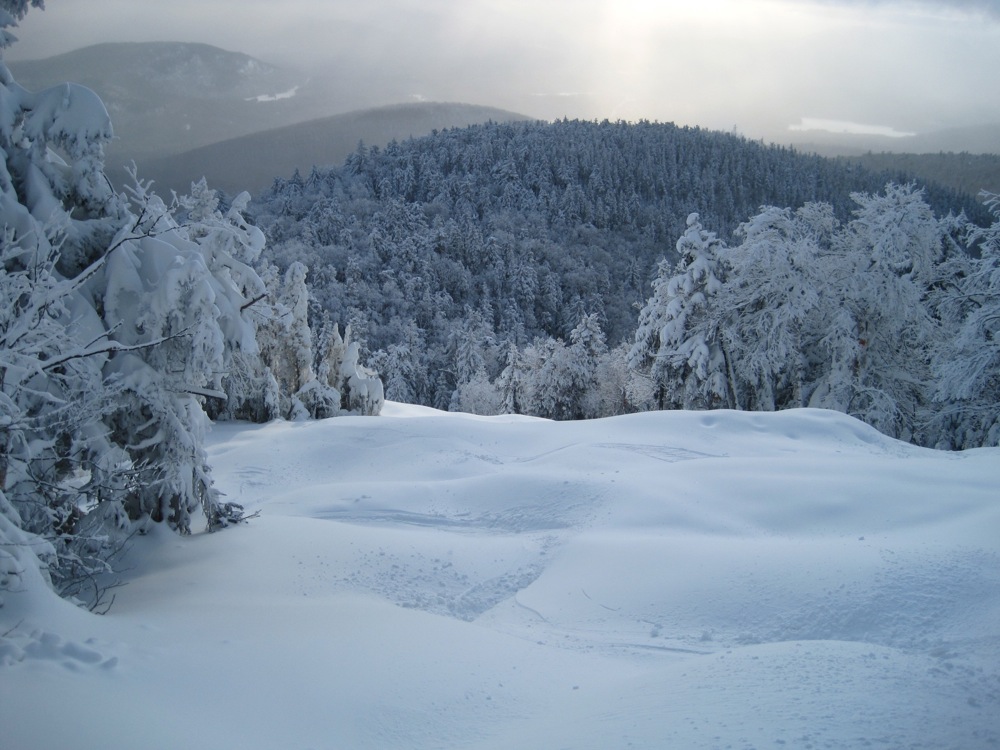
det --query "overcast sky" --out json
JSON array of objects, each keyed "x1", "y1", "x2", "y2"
[{"x1": 6, "y1": 0, "x2": 1000, "y2": 139}]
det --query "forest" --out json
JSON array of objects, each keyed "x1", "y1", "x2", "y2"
[{"x1": 252, "y1": 119, "x2": 998, "y2": 449}]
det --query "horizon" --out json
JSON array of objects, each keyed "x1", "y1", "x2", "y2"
[{"x1": 5, "y1": 0, "x2": 1000, "y2": 146}]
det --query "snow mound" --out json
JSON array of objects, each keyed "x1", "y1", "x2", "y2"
[{"x1": 3, "y1": 405, "x2": 998, "y2": 749}]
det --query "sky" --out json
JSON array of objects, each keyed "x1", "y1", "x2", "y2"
[{"x1": 6, "y1": 0, "x2": 1000, "y2": 141}]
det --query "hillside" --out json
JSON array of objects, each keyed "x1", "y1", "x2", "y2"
[
  {"x1": 8, "y1": 42, "x2": 333, "y2": 163},
  {"x1": 137, "y1": 102, "x2": 532, "y2": 196},
  {"x1": 784, "y1": 121, "x2": 1000, "y2": 158},
  {"x1": 11, "y1": 43, "x2": 997, "y2": 201},
  {"x1": 252, "y1": 118, "x2": 991, "y2": 418},
  {"x1": 838, "y1": 151, "x2": 1000, "y2": 197},
  {"x1": 8, "y1": 43, "x2": 531, "y2": 195},
  {"x1": 3, "y1": 405, "x2": 998, "y2": 749}
]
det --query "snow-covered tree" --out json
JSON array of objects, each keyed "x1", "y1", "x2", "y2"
[
  {"x1": 590, "y1": 342, "x2": 649, "y2": 417},
  {"x1": 629, "y1": 213, "x2": 727, "y2": 409},
  {"x1": 1, "y1": 1, "x2": 129, "y2": 596},
  {"x1": 826, "y1": 185, "x2": 942, "y2": 441},
  {"x1": 517, "y1": 337, "x2": 567, "y2": 419},
  {"x1": 452, "y1": 368, "x2": 502, "y2": 415},
  {"x1": 568, "y1": 313, "x2": 609, "y2": 419},
  {"x1": 0, "y1": 3, "x2": 381, "y2": 606},
  {"x1": 445, "y1": 306, "x2": 498, "y2": 408},
  {"x1": 719, "y1": 205, "x2": 825, "y2": 411},
  {"x1": 514, "y1": 314, "x2": 609, "y2": 420},
  {"x1": 622, "y1": 187, "x2": 965, "y2": 445},
  {"x1": 0, "y1": 208, "x2": 122, "y2": 599},
  {"x1": 930, "y1": 191, "x2": 1000, "y2": 447},
  {"x1": 495, "y1": 342, "x2": 527, "y2": 415},
  {"x1": 315, "y1": 323, "x2": 383, "y2": 417}
]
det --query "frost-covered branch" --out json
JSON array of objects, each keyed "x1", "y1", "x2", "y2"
[{"x1": 40, "y1": 325, "x2": 195, "y2": 372}]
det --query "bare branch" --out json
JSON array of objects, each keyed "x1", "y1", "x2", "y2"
[
  {"x1": 241, "y1": 293, "x2": 268, "y2": 312},
  {"x1": 41, "y1": 325, "x2": 196, "y2": 372}
]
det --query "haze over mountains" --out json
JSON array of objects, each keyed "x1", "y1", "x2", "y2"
[
  {"x1": 9, "y1": 42, "x2": 999, "y2": 198},
  {"x1": 9, "y1": 43, "x2": 313, "y2": 161},
  {"x1": 139, "y1": 103, "x2": 532, "y2": 197},
  {"x1": 8, "y1": 43, "x2": 532, "y2": 194}
]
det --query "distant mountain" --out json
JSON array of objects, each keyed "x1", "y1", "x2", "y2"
[
  {"x1": 10, "y1": 42, "x2": 995, "y2": 200},
  {"x1": 134, "y1": 102, "x2": 533, "y2": 197},
  {"x1": 784, "y1": 122, "x2": 1000, "y2": 158},
  {"x1": 8, "y1": 42, "x2": 338, "y2": 164},
  {"x1": 8, "y1": 43, "x2": 531, "y2": 197},
  {"x1": 837, "y1": 152, "x2": 1000, "y2": 198}
]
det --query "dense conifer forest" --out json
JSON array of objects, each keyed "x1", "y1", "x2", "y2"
[{"x1": 252, "y1": 118, "x2": 997, "y2": 448}]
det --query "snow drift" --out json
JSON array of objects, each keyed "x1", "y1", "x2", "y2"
[{"x1": 2, "y1": 404, "x2": 997, "y2": 749}]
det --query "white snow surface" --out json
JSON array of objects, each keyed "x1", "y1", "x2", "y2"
[{"x1": 2, "y1": 404, "x2": 998, "y2": 749}]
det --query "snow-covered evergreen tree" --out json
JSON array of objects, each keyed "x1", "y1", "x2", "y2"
[
  {"x1": 514, "y1": 314, "x2": 609, "y2": 420},
  {"x1": 827, "y1": 185, "x2": 942, "y2": 441},
  {"x1": 930, "y1": 191, "x2": 1000, "y2": 447},
  {"x1": 445, "y1": 306, "x2": 498, "y2": 409},
  {"x1": 315, "y1": 323, "x2": 383, "y2": 417},
  {"x1": 568, "y1": 313, "x2": 609, "y2": 420},
  {"x1": 622, "y1": 188, "x2": 967, "y2": 445},
  {"x1": 0, "y1": 3, "x2": 381, "y2": 605},
  {"x1": 517, "y1": 338, "x2": 565, "y2": 420},
  {"x1": 494, "y1": 342, "x2": 523, "y2": 414},
  {"x1": 1, "y1": 0, "x2": 126, "y2": 596},
  {"x1": 452, "y1": 369, "x2": 502, "y2": 415},
  {"x1": 719, "y1": 205, "x2": 824, "y2": 412},
  {"x1": 629, "y1": 214, "x2": 727, "y2": 409}
]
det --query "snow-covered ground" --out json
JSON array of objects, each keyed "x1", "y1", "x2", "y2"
[{"x1": 2, "y1": 404, "x2": 999, "y2": 749}]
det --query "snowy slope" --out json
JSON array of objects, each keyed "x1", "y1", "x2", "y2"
[{"x1": 2, "y1": 405, "x2": 998, "y2": 749}]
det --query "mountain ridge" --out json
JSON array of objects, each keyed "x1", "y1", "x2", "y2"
[
  {"x1": 8, "y1": 42, "x2": 997, "y2": 198},
  {"x1": 8, "y1": 42, "x2": 326, "y2": 162},
  {"x1": 785, "y1": 121, "x2": 1000, "y2": 159},
  {"x1": 134, "y1": 101, "x2": 533, "y2": 196}
]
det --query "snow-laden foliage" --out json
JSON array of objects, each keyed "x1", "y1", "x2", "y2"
[
  {"x1": 625, "y1": 184, "x2": 996, "y2": 448},
  {"x1": 0, "y1": 12, "x2": 381, "y2": 607},
  {"x1": 1, "y1": 6, "x2": 130, "y2": 599},
  {"x1": 0, "y1": 0, "x2": 42, "y2": 50},
  {"x1": 720, "y1": 205, "x2": 826, "y2": 412},
  {"x1": 447, "y1": 183, "x2": 984, "y2": 448},
  {"x1": 251, "y1": 104, "x2": 988, "y2": 447},
  {"x1": 629, "y1": 213, "x2": 727, "y2": 410},
  {"x1": 929, "y1": 191, "x2": 1000, "y2": 448},
  {"x1": 253, "y1": 119, "x2": 986, "y2": 417}
]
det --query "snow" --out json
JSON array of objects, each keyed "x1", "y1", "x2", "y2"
[
  {"x1": 245, "y1": 85, "x2": 300, "y2": 102},
  {"x1": 2, "y1": 404, "x2": 999, "y2": 749}
]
